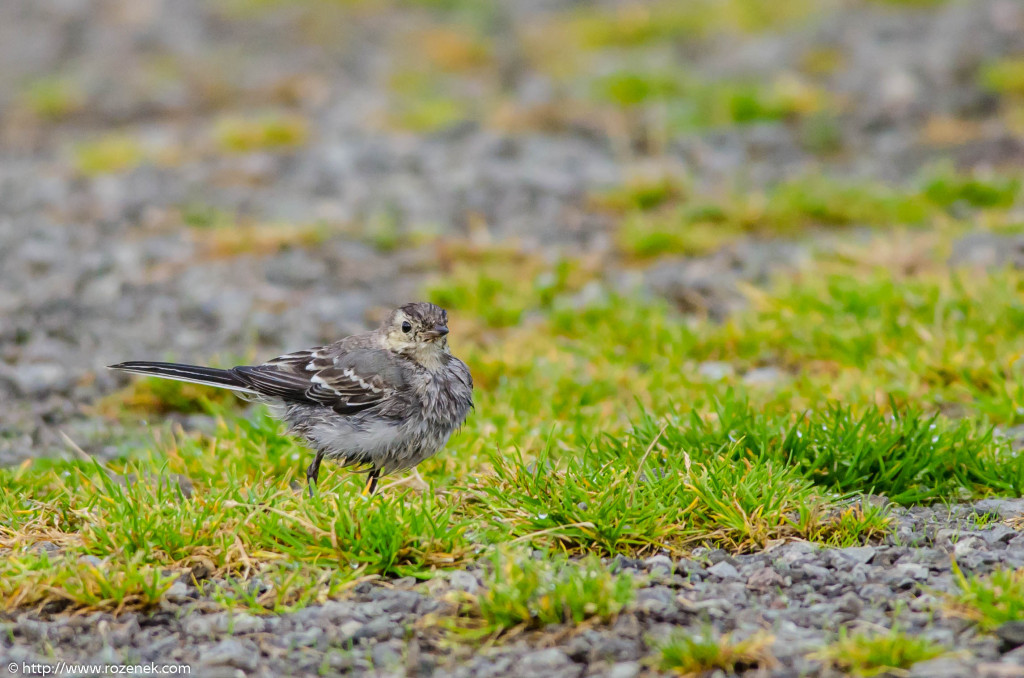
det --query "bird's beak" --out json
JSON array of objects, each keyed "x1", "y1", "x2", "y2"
[{"x1": 425, "y1": 325, "x2": 449, "y2": 340}]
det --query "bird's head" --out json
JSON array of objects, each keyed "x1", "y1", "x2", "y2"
[{"x1": 380, "y1": 302, "x2": 451, "y2": 369}]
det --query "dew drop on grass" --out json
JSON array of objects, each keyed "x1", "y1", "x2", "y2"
[
  {"x1": 932, "y1": 436, "x2": 939, "y2": 443},
  {"x1": 929, "y1": 424, "x2": 937, "y2": 430},
  {"x1": 537, "y1": 513, "x2": 548, "y2": 520},
  {"x1": 290, "y1": 453, "x2": 299, "y2": 461}
]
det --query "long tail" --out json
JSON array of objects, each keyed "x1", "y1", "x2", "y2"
[{"x1": 107, "y1": 361, "x2": 256, "y2": 394}]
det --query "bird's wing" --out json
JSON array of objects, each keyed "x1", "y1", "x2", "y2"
[
  {"x1": 262, "y1": 346, "x2": 335, "y2": 373},
  {"x1": 232, "y1": 347, "x2": 407, "y2": 415}
]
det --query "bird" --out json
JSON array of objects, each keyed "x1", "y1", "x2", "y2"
[{"x1": 108, "y1": 302, "x2": 473, "y2": 497}]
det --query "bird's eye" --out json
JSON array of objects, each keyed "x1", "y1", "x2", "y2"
[{"x1": 402, "y1": 321, "x2": 412, "y2": 333}]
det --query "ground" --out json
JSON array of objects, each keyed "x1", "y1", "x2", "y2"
[{"x1": 3, "y1": 0, "x2": 1024, "y2": 676}]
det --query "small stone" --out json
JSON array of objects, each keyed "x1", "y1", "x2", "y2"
[
  {"x1": 353, "y1": 617, "x2": 393, "y2": 641},
  {"x1": 448, "y1": 570, "x2": 479, "y2": 594},
  {"x1": 909, "y1": 657, "x2": 975, "y2": 678},
  {"x1": 835, "y1": 592, "x2": 863, "y2": 616},
  {"x1": 30, "y1": 541, "x2": 59, "y2": 554},
  {"x1": 163, "y1": 581, "x2": 191, "y2": 603},
  {"x1": 515, "y1": 648, "x2": 578, "y2": 678},
  {"x1": 771, "y1": 542, "x2": 819, "y2": 565},
  {"x1": 895, "y1": 563, "x2": 929, "y2": 580},
  {"x1": 636, "y1": 586, "x2": 676, "y2": 616},
  {"x1": 644, "y1": 555, "x2": 674, "y2": 574},
  {"x1": 1, "y1": 362, "x2": 73, "y2": 396},
  {"x1": 837, "y1": 546, "x2": 876, "y2": 565},
  {"x1": 705, "y1": 549, "x2": 735, "y2": 566},
  {"x1": 996, "y1": 621, "x2": 1024, "y2": 651},
  {"x1": 697, "y1": 361, "x2": 734, "y2": 381},
  {"x1": 199, "y1": 639, "x2": 258, "y2": 671},
  {"x1": 980, "y1": 525, "x2": 1017, "y2": 547},
  {"x1": 226, "y1": 613, "x2": 264, "y2": 635},
  {"x1": 335, "y1": 620, "x2": 363, "y2": 640},
  {"x1": 376, "y1": 589, "x2": 423, "y2": 614},
  {"x1": 973, "y1": 498, "x2": 1024, "y2": 519},
  {"x1": 955, "y1": 537, "x2": 988, "y2": 557},
  {"x1": 707, "y1": 561, "x2": 741, "y2": 580},
  {"x1": 742, "y1": 367, "x2": 784, "y2": 387},
  {"x1": 605, "y1": 662, "x2": 641, "y2": 678},
  {"x1": 370, "y1": 641, "x2": 403, "y2": 669},
  {"x1": 746, "y1": 567, "x2": 786, "y2": 591},
  {"x1": 977, "y1": 662, "x2": 1024, "y2": 678}
]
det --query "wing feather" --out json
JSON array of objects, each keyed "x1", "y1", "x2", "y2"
[{"x1": 231, "y1": 348, "x2": 403, "y2": 415}]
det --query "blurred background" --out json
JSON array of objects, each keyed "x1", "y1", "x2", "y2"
[{"x1": 1, "y1": 0, "x2": 1023, "y2": 462}]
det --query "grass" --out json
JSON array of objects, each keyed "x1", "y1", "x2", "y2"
[
  {"x1": 98, "y1": 376, "x2": 240, "y2": 417},
  {"x1": 73, "y1": 134, "x2": 146, "y2": 176},
  {"x1": 818, "y1": 627, "x2": 949, "y2": 677},
  {"x1": 427, "y1": 245, "x2": 598, "y2": 328},
  {"x1": 0, "y1": 416, "x2": 471, "y2": 614},
  {"x1": 456, "y1": 553, "x2": 634, "y2": 635},
  {"x1": 214, "y1": 114, "x2": 310, "y2": 153},
  {"x1": 655, "y1": 627, "x2": 774, "y2": 676},
  {"x1": 180, "y1": 206, "x2": 334, "y2": 256},
  {"x1": 980, "y1": 57, "x2": 1024, "y2": 98},
  {"x1": 469, "y1": 416, "x2": 891, "y2": 554},
  {"x1": 8, "y1": 207, "x2": 1024, "y2": 617},
  {"x1": 386, "y1": 69, "x2": 476, "y2": 133},
  {"x1": 555, "y1": 0, "x2": 825, "y2": 50},
  {"x1": 374, "y1": 0, "x2": 841, "y2": 138},
  {"x1": 590, "y1": 70, "x2": 832, "y2": 132},
  {"x1": 602, "y1": 167, "x2": 1023, "y2": 260},
  {"x1": 19, "y1": 76, "x2": 85, "y2": 120},
  {"x1": 951, "y1": 564, "x2": 1024, "y2": 632}
]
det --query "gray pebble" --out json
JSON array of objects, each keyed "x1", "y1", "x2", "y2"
[{"x1": 707, "y1": 561, "x2": 741, "y2": 580}]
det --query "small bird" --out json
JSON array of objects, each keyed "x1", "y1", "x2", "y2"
[{"x1": 108, "y1": 302, "x2": 473, "y2": 496}]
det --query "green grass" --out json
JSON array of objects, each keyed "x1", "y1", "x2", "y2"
[
  {"x1": 605, "y1": 167, "x2": 1023, "y2": 260},
  {"x1": 923, "y1": 164, "x2": 1021, "y2": 209},
  {"x1": 469, "y1": 417, "x2": 890, "y2": 554},
  {"x1": 99, "y1": 376, "x2": 241, "y2": 416},
  {"x1": 952, "y1": 565, "x2": 1024, "y2": 631},
  {"x1": 557, "y1": 0, "x2": 824, "y2": 50},
  {"x1": 818, "y1": 627, "x2": 949, "y2": 677},
  {"x1": 589, "y1": 70, "x2": 832, "y2": 133},
  {"x1": 980, "y1": 57, "x2": 1024, "y2": 97},
  {"x1": 456, "y1": 553, "x2": 634, "y2": 635},
  {"x1": 427, "y1": 250, "x2": 595, "y2": 328},
  {"x1": 214, "y1": 114, "x2": 309, "y2": 153},
  {"x1": 8, "y1": 217, "x2": 1024, "y2": 616},
  {"x1": 655, "y1": 627, "x2": 773, "y2": 676},
  {"x1": 19, "y1": 76, "x2": 85, "y2": 120},
  {"x1": 0, "y1": 415, "x2": 471, "y2": 613},
  {"x1": 73, "y1": 134, "x2": 145, "y2": 176},
  {"x1": 176, "y1": 206, "x2": 333, "y2": 257}
]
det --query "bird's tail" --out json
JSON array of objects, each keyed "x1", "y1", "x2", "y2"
[{"x1": 107, "y1": 361, "x2": 256, "y2": 394}]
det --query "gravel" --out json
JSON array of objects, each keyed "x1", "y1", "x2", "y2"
[{"x1": 3, "y1": 503, "x2": 1023, "y2": 676}]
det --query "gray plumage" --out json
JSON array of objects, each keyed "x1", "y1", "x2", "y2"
[{"x1": 109, "y1": 302, "x2": 473, "y2": 495}]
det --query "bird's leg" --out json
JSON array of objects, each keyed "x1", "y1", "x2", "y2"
[
  {"x1": 306, "y1": 451, "x2": 324, "y2": 498},
  {"x1": 408, "y1": 467, "x2": 428, "y2": 492},
  {"x1": 362, "y1": 468, "x2": 381, "y2": 497}
]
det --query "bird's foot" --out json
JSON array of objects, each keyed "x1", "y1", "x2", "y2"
[{"x1": 379, "y1": 468, "x2": 429, "y2": 494}]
